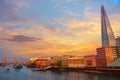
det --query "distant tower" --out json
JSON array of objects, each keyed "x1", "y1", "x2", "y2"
[
  {"x1": 2, "y1": 58, "x2": 7, "y2": 66},
  {"x1": 101, "y1": 5, "x2": 116, "y2": 47},
  {"x1": 13, "y1": 58, "x2": 17, "y2": 65}
]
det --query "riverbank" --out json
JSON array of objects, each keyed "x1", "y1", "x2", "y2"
[{"x1": 49, "y1": 67, "x2": 120, "y2": 75}]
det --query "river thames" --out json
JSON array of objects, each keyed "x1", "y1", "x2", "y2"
[{"x1": 0, "y1": 65, "x2": 120, "y2": 80}]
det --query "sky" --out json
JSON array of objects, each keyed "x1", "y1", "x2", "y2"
[{"x1": 0, "y1": 0, "x2": 120, "y2": 61}]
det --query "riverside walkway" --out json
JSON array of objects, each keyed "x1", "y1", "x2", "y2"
[{"x1": 50, "y1": 67, "x2": 120, "y2": 75}]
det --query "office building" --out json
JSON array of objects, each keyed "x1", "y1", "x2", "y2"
[
  {"x1": 96, "y1": 5, "x2": 120, "y2": 67},
  {"x1": 84, "y1": 55, "x2": 97, "y2": 67}
]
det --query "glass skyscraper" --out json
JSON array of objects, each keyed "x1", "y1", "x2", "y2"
[
  {"x1": 96, "y1": 5, "x2": 120, "y2": 67},
  {"x1": 101, "y1": 5, "x2": 116, "y2": 47}
]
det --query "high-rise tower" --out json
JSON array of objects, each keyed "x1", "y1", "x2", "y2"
[
  {"x1": 101, "y1": 5, "x2": 116, "y2": 47},
  {"x1": 96, "y1": 5, "x2": 120, "y2": 67}
]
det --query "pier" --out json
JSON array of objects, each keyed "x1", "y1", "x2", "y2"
[{"x1": 49, "y1": 67, "x2": 120, "y2": 75}]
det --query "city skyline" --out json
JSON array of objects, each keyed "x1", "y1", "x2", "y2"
[{"x1": 0, "y1": 0, "x2": 120, "y2": 60}]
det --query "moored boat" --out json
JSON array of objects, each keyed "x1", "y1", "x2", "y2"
[
  {"x1": 32, "y1": 68, "x2": 45, "y2": 71},
  {"x1": 6, "y1": 68, "x2": 10, "y2": 72},
  {"x1": 13, "y1": 64, "x2": 23, "y2": 69}
]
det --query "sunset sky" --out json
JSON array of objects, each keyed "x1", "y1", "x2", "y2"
[{"x1": 0, "y1": 0, "x2": 120, "y2": 61}]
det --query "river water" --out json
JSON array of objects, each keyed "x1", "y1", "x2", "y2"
[{"x1": 0, "y1": 65, "x2": 120, "y2": 80}]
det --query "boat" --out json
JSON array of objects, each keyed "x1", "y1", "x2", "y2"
[
  {"x1": 13, "y1": 64, "x2": 23, "y2": 69},
  {"x1": 32, "y1": 68, "x2": 45, "y2": 71},
  {"x1": 31, "y1": 66, "x2": 52, "y2": 71},
  {"x1": 6, "y1": 68, "x2": 10, "y2": 72}
]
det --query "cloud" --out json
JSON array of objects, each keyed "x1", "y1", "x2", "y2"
[
  {"x1": 0, "y1": 0, "x2": 28, "y2": 22},
  {"x1": 32, "y1": 22, "x2": 59, "y2": 34},
  {"x1": 53, "y1": 17, "x2": 101, "y2": 46},
  {"x1": 0, "y1": 32, "x2": 97, "y2": 59},
  {"x1": 108, "y1": 14, "x2": 120, "y2": 37},
  {"x1": 0, "y1": 27, "x2": 3, "y2": 32},
  {"x1": 3, "y1": 35, "x2": 42, "y2": 43},
  {"x1": 0, "y1": 20, "x2": 59, "y2": 37}
]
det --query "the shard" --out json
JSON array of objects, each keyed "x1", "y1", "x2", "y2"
[{"x1": 101, "y1": 5, "x2": 116, "y2": 47}]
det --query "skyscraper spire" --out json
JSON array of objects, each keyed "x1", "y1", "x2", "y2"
[{"x1": 101, "y1": 5, "x2": 116, "y2": 47}]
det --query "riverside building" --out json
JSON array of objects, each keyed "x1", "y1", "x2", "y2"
[
  {"x1": 68, "y1": 57, "x2": 85, "y2": 68},
  {"x1": 84, "y1": 55, "x2": 97, "y2": 67}
]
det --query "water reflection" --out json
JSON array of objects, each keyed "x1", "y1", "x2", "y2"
[
  {"x1": 47, "y1": 70, "x2": 120, "y2": 80},
  {"x1": 0, "y1": 65, "x2": 120, "y2": 80}
]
